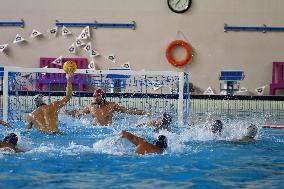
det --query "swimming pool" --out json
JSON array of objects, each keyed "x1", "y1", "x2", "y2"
[{"x1": 0, "y1": 113, "x2": 284, "y2": 189}]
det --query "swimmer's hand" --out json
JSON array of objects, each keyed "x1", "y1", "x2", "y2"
[
  {"x1": 65, "y1": 109, "x2": 82, "y2": 117},
  {"x1": 0, "y1": 120, "x2": 13, "y2": 128},
  {"x1": 66, "y1": 72, "x2": 74, "y2": 80},
  {"x1": 2, "y1": 122, "x2": 12, "y2": 128},
  {"x1": 65, "y1": 109, "x2": 75, "y2": 115},
  {"x1": 145, "y1": 112, "x2": 151, "y2": 117},
  {"x1": 136, "y1": 123, "x2": 146, "y2": 128},
  {"x1": 119, "y1": 130, "x2": 128, "y2": 138}
]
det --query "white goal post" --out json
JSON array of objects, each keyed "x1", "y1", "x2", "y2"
[{"x1": 2, "y1": 67, "x2": 190, "y2": 127}]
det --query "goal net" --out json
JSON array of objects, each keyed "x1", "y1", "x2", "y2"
[{"x1": 1, "y1": 67, "x2": 190, "y2": 127}]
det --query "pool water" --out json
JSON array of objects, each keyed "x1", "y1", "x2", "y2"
[{"x1": 0, "y1": 113, "x2": 284, "y2": 189}]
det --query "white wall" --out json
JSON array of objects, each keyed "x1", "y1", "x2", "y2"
[{"x1": 1, "y1": 0, "x2": 284, "y2": 94}]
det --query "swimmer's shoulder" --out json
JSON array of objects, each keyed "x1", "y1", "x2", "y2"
[
  {"x1": 227, "y1": 138, "x2": 256, "y2": 144},
  {"x1": 0, "y1": 141, "x2": 17, "y2": 151},
  {"x1": 31, "y1": 104, "x2": 49, "y2": 112}
]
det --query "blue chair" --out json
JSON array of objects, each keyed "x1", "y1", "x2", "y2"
[
  {"x1": 106, "y1": 68, "x2": 130, "y2": 92},
  {"x1": 219, "y1": 71, "x2": 245, "y2": 95}
]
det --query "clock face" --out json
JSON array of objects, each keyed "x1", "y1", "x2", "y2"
[{"x1": 167, "y1": 0, "x2": 192, "y2": 13}]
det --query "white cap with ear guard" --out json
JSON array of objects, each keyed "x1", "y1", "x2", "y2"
[
  {"x1": 246, "y1": 124, "x2": 258, "y2": 138},
  {"x1": 34, "y1": 94, "x2": 44, "y2": 107}
]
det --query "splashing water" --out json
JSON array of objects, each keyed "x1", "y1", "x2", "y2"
[{"x1": 0, "y1": 113, "x2": 283, "y2": 188}]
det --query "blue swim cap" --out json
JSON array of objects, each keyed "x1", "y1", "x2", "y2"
[
  {"x1": 3, "y1": 133, "x2": 18, "y2": 146},
  {"x1": 162, "y1": 113, "x2": 172, "y2": 126},
  {"x1": 153, "y1": 135, "x2": 168, "y2": 149}
]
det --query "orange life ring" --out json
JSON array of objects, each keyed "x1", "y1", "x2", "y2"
[{"x1": 166, "y1": 40, "x2": 192, "y2": 66}]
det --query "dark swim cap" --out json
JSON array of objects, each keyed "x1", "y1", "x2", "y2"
[
  {"x1": 3, "y1": 133, "x2": 18, "y2": 146},
  {"x1": 211, "y1": 120, "x2": 223, "y2": 134},
  {"x1": 153, "y1": 135, "x2": 168, "y2": 149},
  {"x1": 162, "y1": 113, "x2": 172, "y2": 126}
]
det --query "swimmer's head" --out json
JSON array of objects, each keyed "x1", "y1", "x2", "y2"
[
  {"x1": 246, "y1": 124, "x2": 258, "y2": 138},
  {"x1": 93, "y1": 88, "x2": 105, "y2": 98},
  {"x1": 211, "y1": 120, "x2": 223, "y2": 135},
  {"x1": 161, "y1": 113, "x2": 172, "y2": 126},
  {"x1": 153, "y1": 135, "x2": 168, "y2": 149},
  {"x1": 93, "y1": 88, "x2": 105, "y2": 106},
  {"x1": 3, "y1": 133, "x2": 18, "y2": 146},
  {"x1": 34, "y1": 94, "x2": 45, "y2": 107}
]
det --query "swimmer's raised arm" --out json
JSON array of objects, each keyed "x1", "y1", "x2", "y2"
[
  {"x1": 114, "y1": 103, "x2": 150, "y2": 116},
  {"x1": 119, "y1": 130, "x2": 144, "y2": 146},
  {"x1": 55, "y1": 73, "x2": 73, "y2": 109},
  {"x1": 65, "y1": 106, "x2": 90, "y2": 117}
]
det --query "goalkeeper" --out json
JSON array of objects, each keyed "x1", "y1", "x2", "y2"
[{"x1": 24, "y1": 61, "x2": 75, "y2": 133}]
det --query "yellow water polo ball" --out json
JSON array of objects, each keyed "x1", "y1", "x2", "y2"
[{"x1": 63, "y1": 61, "x2": 77, "y2": 73}]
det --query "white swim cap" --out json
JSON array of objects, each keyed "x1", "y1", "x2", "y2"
[
  {"x1": 246, "y1": 124, "x2": 258, "y2": 138},
  {"x1": 34, "y1": 94, "x2": 44, "y2": 107}
]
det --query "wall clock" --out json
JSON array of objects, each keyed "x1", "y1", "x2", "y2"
[{"x1": 167, "y1": 0, "x2": 192, "y2": 14}]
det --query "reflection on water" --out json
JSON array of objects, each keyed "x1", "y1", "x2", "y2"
[{"x1": 0, "y1": 112, "x2": 284, "y2": 189}]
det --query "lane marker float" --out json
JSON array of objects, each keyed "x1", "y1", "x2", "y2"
[{"x1": 262, "y1": 125, "x2": 284, "y2": 129}]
